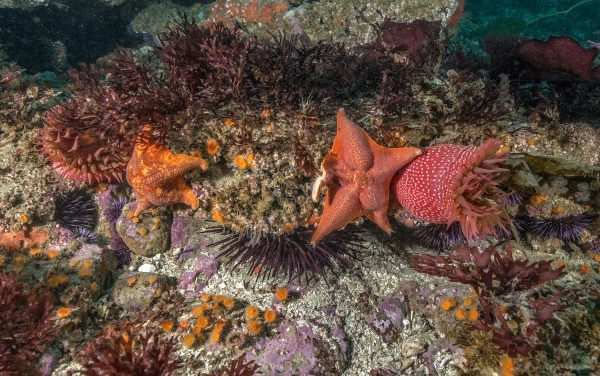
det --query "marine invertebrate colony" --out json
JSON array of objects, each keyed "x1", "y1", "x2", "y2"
[
  {"x1": 392, "y1": 139, "x2": 511, "y2": 241},
  {"x1": 126, "y1": 126, "x2": 208, "y2": 216},
  {"x1": 311, "y1": 109, "x2": 421, "y2": 244}
]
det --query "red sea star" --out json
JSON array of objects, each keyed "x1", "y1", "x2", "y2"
[
  {"x1": 126, "y1": 126, "x2": 208, "y2": 216},
  {"x1": 311, "y1": 109, "x2": 421, "y2": 244}
]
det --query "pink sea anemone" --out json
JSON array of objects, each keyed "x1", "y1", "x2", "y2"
[{"x1": 392, "y1": 139, "x2": 511, "y2": 240}]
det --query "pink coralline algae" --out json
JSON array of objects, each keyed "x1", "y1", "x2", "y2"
[{"x1": 392, "y1": 139, "x2": 510, "y2": 240}]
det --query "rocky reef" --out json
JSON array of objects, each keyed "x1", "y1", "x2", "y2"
[{"x1": 1, "y1": 0, "x2": 600, "y2": 375}]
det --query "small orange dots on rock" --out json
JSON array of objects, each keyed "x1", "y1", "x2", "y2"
[
  {"x1": 260, "y1": 108, "x2": 271, "y2": 119},
  {"x1": 196, "y1": 316, "x2": 209, "y2": 330},
  {"x1": 179, "y1": 319, "x2": 189, "y2": 329},
  {"x1": 526, "y1": 138, "x2": 535, "y2": 146},
  {"x1": 190, "y1": 150, "x2": 201, "y2": 158},
  {"x1": 201, "y1": 302, "x2": 212, "y2": 311},
  {"x1": 265, "y1": 122, "x2": 275, "y2": 132},
  {"x1": 137, "y1": 228, "x2": 148, "y2": 236},
  {"x1": 440, "y1": 298, "x2": 457, "y2": 311},
  {"x1": 210, "y1": 319, "x2": 226, "y2": 343},
  {"x1": 246, "y1": 305, "x2": 259, "y2": 319},
  {"x1": 155, "y1": 288, "x2": 163, "y2": 297},
  {"x1": 264, "y1": 309, "x2": 277, "y2": 323},
  {"x1": 592, "y1": 254, "x2": 600, "y2": 263},
  {"x1": 283, "y1": 222, "x2": 294, "y2": 232},
  {"x1": 211, "y1": 208, "x2": 224, "y2": 223},
  {"x1": 19, "y1": 214, "x2": 29, "y2": 224},
  {"x1": 275, "y1": 287, "x2": 289, "y2": 302},
  {"x1": 28, "y1": 247, "x2": 42, "y2": 257},
  {"x1": 48, "y1": 274, "x2": 69, "y2": 288},
  {"x1": 234, "y1": 155, "x2": 247, "y2": 169},
  {"x1": 68, "y1": 260, "x2": 77, "y2": 268},
  {"x1": 530, "y1": 195, "x2": 548, "y2": 205},
  {"x1": 247, "y1": 320, "x2": 261, "y2": 335},
  {"x1": 46, "y1": 249, "x2": 59, "y2": 259},
  {"x1": 455, "y1": 308, "x2": 466, "y2": 321},
  {"x1": 223, "y1": 297, "x2": 235, "y2": 309},
  {"x1": 147, "y1": 275, "x2": 157, "y2": 284},
  {"x1": 468, "y1": 308, "x2": 479, "y2": 322},
  {"x1": 469, "y1": 291, "x2": 478, "y2": 298},
  {"x1": 201, "y1": 292, "x2": 212, "y2": 302},
  {"x1": 554, "y1": 260, "x2": 565, "y2": 268},
  {"x1": 462, "y1": 298, "x2": 473, "y2": 306},
  {"x1": 82, "y1": 259, "x2": 93, "y2": 268},
  {"x1": 152, "y1": 217, "x2": 160, "y2": 224},
  {"x1": 150, "y1": 208, "x2": 159, "y2": 215},
  {"x1": 78, "y1": 267, "x2": 92, "y2": 278},
  {"x1": 246, "y1": 154, "x2": 255, "y2": 167},
  {"x1": 580, "y1": 264, "x2": 591, "y2": 274},
  {"x1": 132, "y1": 217, "x2": 140, "y2": 224},
  {"x1": 160, "y1": 320, "x2": 174, "y2": 332},
  {"x1": 57, "y1": 307, "x2": 71, "y2": 318},
  {"x1": 90, "y1": 282, "x2": 99, "y2": 292},
  {"x1": 206, "y1": 139, "x2": 220, "y2": 155},
  {"x1": 215, "y1": 294, "x2": 225, "y2": 303},
  {"x1": 552, "y1": 205, "x2": 565, "y2": 216},
  {"x1": 182, "y1": 334, "x2": 195, "y2": 348},
  {"x1": 127, "y1": 277, "x2": 137, "y2": 287},
  {"x1": 14, "y1": 255, "x2": 26, "y2": 266},
  {"x1": 502, "y1": 356, "x2": 514, "y2": 376},
  {"x1": 223, "y1": 117, "x2": 235, "y2": 127},
  {"x1": 126, "y1": 211, "x2": 135, "y2": 218},
  {"x1": 192, "y1": 306, "x2": 204, "y2": 317}
]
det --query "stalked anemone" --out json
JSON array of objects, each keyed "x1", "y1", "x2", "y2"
[
  {"x1": 206, "y1": 226, "x2": 365, "y2": 283},
  {"x1": 392, "y1": 139, "x2": 511, "y2": 241},
  {"x1": 526, "y1": 213, "x2": 596, "y2": 242},
  {"x1": 54, "y1": 189, "x2": 98, "y2": 233}
]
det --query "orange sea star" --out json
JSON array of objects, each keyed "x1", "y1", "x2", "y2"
[
  {"x1": 126, "y1": 126, "x2": 208, "y2": 216},
  {"x1": 311, "y1": 109, "x2": 421, "y2": 244}
]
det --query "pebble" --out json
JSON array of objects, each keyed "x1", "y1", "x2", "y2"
[{"x1": 138, "y1": 263, "x2": 156, "y2": 273}]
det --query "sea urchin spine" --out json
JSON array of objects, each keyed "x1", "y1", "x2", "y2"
[{"x1": 206, "y1": 226, "x2": 365, "y2": 283}]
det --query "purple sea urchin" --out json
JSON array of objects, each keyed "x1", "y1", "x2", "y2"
[
  {"x1": 206, "y1": 226, "x2": 365, "y2": 283},
  {"x1": 411, "y1": 222, "x2": 466, "y2": 252},
  {"x1": 526, "y1": 213, "x2": 596, "y2": 242},
  {"x1": 104, "y1": 196, "x2": 131, "y2": 264},
  {"x1": 54, "y1": 189, "x2": 98, "y2": 233},
  {"x1": 72, "y1": 226, "x2": 99, "y2": 244}
]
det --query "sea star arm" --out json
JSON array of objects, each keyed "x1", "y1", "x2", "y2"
[
  {"x1": 141, "y1": 155, "x2": 208, "y2": 186},
  {"x1": 311, "y1": 183, "x2": 363, "y2": 244}
]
